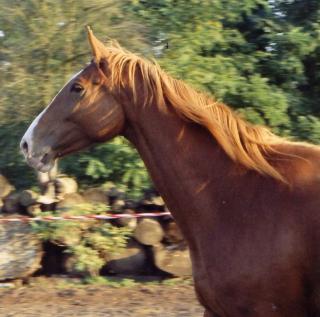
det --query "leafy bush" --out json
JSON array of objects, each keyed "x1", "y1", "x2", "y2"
[
  {"x1": 60, "y1": 137, "x2": 151, "y2": 199},
  {"x1": 31, "y1": 204, "x2": 133, "y2": 277}
]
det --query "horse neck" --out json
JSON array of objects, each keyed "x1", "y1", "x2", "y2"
[{"x1": 122, "y1": 98, "x2": 241, "y2": 236}]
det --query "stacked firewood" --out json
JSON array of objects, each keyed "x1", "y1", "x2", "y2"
[{"x1": 0, "y1": 174, "x2": 191, "y2": 281}]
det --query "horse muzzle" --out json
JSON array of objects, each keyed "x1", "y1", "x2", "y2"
[{"x1": 20, "y1": 139, "x2": 55, "y2": 173}]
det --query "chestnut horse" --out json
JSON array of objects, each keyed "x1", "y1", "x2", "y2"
[{"x1": 21, "y1": 27, "x2": 320, "y2": 316}]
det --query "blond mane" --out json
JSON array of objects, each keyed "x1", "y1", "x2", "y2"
[{"x1": 87, "y1": 29, "x2": 295, "y2": 183}]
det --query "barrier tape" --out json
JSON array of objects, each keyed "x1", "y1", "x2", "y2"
[{"x1": 0, "y1": 211, "x2": 172, "y2": 223}]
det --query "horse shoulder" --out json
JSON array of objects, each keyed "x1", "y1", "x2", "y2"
[{"x1": 277, "y1": 143, "x2": 320, "y2": 188}]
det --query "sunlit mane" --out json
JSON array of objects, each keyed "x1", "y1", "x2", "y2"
[{"x1": 96, "y1": 41, "x2": 296, "y2": 183}]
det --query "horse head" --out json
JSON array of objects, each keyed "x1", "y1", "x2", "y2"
[{"x1": 20, "y1": 27, "x2": 125, "y2": 172}]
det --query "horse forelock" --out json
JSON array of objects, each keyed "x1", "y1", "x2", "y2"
[{"x1": 94, "y1": 40, "x2": 314, "y2": 184}]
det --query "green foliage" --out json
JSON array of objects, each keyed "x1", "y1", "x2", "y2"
[
  {"x1": 60, "y1": 137, "x2": 151, "y2": 198},
  {"x1": 67, "y1": 244, "x2": 104, "y2": 277},
  {"x1": 131, "y1": 0, "x2": 320, "y2": 142},
  {"x1": 31, "y1": 203, "x2": 106, "y2": 243},
  {"x1": 83, "y1": 222, "x2": 132, "y2": 256},
  {"x1": 0, "y1": 0, "x2": 149, "y2": 193},
  {"x1": 292, "y1": 116, "x2": 320, "y2": 144},
  {"x1": 31, "y1": 204, "x2": 133, "y2": 277}
]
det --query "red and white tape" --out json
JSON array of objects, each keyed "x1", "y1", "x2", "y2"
[{"x1": 0, "y1": 211, "x2": 172, "y2": 223}]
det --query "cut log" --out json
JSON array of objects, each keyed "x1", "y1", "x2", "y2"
[
  {"x1": 19, "y1": 190, "x2": 39, "y2": 207},
  {"x1": 0, "y1": 219, "x2": 42, "y2": 280},
  {"x1": 82, "y1": 188, "x2": 109, "y2": 205},
  {"x1": 104, "y1": 239, "x2": 147, "y2": 274},
  {"x1": 0, "y1": 175, "x2": 14, "y2": 199},
  {"x1": 55, "y1": 193, "x2": 86, "y2": 212},
  {"x1": 134, "y1": 218, "x2": 164, "y2": 246},
  {"x1": 2, "y1": 192, "x2": 21, "y2": 213},
  {"x1": 55, "y1": 177, "x2": 78, "y2": 197},
  {"x1": 153, "y1": 243, "x2": 192, "y2": 277}
]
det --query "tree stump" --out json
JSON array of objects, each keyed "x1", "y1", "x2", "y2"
[
  {"x1": 153, "y1": 243, "x2": 192, "y2": 277},
  {"x1": 134, "y1": 218, "x2": 164, "y2": 246},
  {"x1": 0, "y1": 219, "x2": 42, "y2": 280},
  {"x1": 82, "y1": 188, "x2": 109, "y2": 205}
]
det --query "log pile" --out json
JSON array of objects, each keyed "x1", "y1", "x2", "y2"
[
  {"x1": 0, "y1": 174, "x2": 192, "y2": 281},
  {"x1": 0, "y1": 218, "x2": 42, "y2": 281}
]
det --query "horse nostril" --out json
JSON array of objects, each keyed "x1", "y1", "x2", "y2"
[
  {"x1": 40, "y1": 152, "x2": 50, "y2": 165},
  {"x1": 21, "y1": 141, "x2": 29, "y2": 155}
]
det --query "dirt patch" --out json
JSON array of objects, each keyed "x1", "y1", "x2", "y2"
[{"x1": 0, "y1": 277, "x2": 203, "y2": 317}]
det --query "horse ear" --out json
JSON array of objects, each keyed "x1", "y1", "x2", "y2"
[
  {"x1": 98, "y1": 59, "x2": 109, "y2": 77},
  {"x1": 86, "y1": 26, "x2": 105, "y2": 64}
]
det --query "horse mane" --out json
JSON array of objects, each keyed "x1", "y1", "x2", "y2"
[{"x1": 99, "y1": 41, "x2": 297, "y2": 183}]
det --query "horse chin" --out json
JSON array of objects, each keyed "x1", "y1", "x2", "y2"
[
  {"x1": 38, "y1": 160, "x2": 56, "y2": 173},
  {"x1": 26, "y1": 156, "x2": 56, "y2": 173}
]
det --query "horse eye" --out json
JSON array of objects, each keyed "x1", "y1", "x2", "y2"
[{"x1": 70, "y1": 83, "x2": 84, "y2": 93}]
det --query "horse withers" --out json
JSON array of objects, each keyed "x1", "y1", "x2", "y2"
[{"x1": 20, "y1": 27, "x2": 320, "y2": 316}]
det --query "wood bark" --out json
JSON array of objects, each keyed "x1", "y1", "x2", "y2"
[{"x1": 0, "y1": 220, "x2": 42, "y2": 280}]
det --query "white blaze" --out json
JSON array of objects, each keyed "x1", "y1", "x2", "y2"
[{"x1": 21, "y1": 70, "x2": 83, "y2": 156}]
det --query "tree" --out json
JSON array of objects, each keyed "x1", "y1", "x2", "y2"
[
  {"x1": 131, "y1": 0, "x2": 320, "y2": 141},
  {"x1": 1, "y1": 0, "x2": 320, "y2": 192},
  {"x1": 0, "y1": 0, "x2": 150, "y2": 191}
]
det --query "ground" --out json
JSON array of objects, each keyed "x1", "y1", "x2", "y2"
[{"x1": 0, "y1": 277, "x2": 203, "y2": 317}]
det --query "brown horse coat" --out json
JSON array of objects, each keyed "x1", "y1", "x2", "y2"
[{"x1": 20, "y1": 28, "x2": 320, "y2": 316}]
